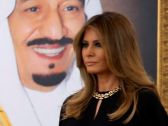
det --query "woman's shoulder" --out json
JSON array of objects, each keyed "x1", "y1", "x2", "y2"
[
  {"x1": 62, "y1": 94, "x2": 74, "y2": 105},
  {"x1": 60, "y1": 90, "x2": 82, "y2": 119},
  {"x1": 63, "y1": 89, "x2": 83, "y2": 105},
  {"x1": 59, "y1": 92, "x2": 82, "y2": 126},
  {"x1": 137, "y1": 88, "x2": 160, "y2": 107},
  {"x1": 138, "y1": 88, "x2": 157, "y2": 99},
  {"x1": 60, "y1": 93, "x2": 77, "y2": 113},
  {"x1": 137, "y1": 88, "x2": 168, "y2": 124},
  {"x1": 136, "y1": 87, "x2": 165, "y2": 115}
]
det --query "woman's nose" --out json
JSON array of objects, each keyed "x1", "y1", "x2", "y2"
[{"x1": 85, "y1": 46, "x2": 95, "y2": 57}]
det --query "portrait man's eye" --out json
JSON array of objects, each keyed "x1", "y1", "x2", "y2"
[
  {"x1": 18, "y1": 0, "x2": 41, "y2": 13},
  {"x1": 25, "y1": 6, "x2": 39, "y2": 13},
  {"x1": 60, "y1": 1, "x2": 83, "y2": 18},
  {"x1": 64, "y1": 6, "x2": 79, "y2": 12}
]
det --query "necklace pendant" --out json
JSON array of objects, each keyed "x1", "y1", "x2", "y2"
[{"x1": 92, "y1": 87, "x2": 120, "y2": 100}]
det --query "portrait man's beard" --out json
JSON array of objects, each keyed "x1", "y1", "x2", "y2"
[
  {"x1": 27, "y1": 37, "x2": 73, "y2": 87},
  {"x1": 32, "y1": 72, "x2": 66, "y2": 86}
]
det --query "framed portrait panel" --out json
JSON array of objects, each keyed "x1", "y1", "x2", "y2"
[{"x1": 157, "y1": 0, "x2": 168, "y2": 112}]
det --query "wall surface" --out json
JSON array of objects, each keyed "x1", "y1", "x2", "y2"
[{"x1": 101, "y1": 0, "x2": 157, "y2": 80}]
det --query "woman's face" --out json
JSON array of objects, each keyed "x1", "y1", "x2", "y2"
[{"x1": 82, "y1": 28, "x2": 109, "y2": 74}]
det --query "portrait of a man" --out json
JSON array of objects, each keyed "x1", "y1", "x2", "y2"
[
  {"x1": 0, "y1": 0, "x2": 102, "y2": 126},
  {"x1": 8, "y1": 0, "x2": 86, "y2": 92}
]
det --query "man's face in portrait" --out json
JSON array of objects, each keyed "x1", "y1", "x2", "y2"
[{"x1": 8, "y1": 0, "x2": 85, "y2": 91}]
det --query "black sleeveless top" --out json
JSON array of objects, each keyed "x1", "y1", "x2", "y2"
[{"x1": 59, "y1": 89, "x2": 168, "y2": 126}]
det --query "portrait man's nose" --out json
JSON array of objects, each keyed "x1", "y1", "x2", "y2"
[{"x1": 39, "y1": 10, "x2": 67, "y2": 40}]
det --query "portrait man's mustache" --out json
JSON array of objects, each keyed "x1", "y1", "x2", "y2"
[
  {"x1": 27, "y1": 37, "x2": 73, "y2": 46},
  {"x1": 27, "y1": 37, "x2": 73, "y2": 86}
]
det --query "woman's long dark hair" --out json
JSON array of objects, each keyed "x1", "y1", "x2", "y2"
[{"x1": 62, "y1": 12, "x2": 156, "y2": 124}]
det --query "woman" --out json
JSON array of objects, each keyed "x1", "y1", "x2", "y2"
[{"x1": 59, "y1": 12, "x2": 168, "y2": 126}]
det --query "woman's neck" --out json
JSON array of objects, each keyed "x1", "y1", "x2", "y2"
[{"x1": 97, "y1": 72, "x2": 119, "y2": 92}]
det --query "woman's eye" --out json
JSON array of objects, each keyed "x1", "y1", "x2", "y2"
[
  {"x1": 82, "y1": 42, "x2": 88, "y2": 48},
  {"x1": 95, "y1": 42, "x2": 102, "y2": 47}
]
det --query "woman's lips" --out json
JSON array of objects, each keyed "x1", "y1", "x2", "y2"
[{"x1": 85, "y1": 61, "x2": 97, "y2": 66}]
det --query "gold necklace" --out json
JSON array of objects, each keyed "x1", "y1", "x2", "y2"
[{"x1": 92, "y1": 87, "x2": 120, "y2": 100}]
